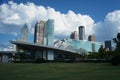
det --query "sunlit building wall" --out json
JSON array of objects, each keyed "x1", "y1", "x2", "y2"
[
  {"x1": 34, "y1": 21, "x2": 45, "y2": 44},
  {"x1": 70, "y1": 31, "x2": 78, "y2": 40},
  {"x1": 88, "y1": 35, "x2": 96, "y2": 41}
]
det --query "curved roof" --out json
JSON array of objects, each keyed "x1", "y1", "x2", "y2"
[{"x1": 10, "y1": 41, "x2": 80, "y2": 54}]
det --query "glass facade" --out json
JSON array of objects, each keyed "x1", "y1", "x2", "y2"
[
  {"x1": 54, "y1": 39, "x2": 101, "y2": 54},
  {"x1": 21, "y1": 23, "x2": 28, "y2": 41},
  {"x1": 66, "y1": 39, "x2": 101, "y2": 52},
  {"x1": 44, "y1": 19, "x2": 54, "y2": 46},
  {"x1": 34, "y1": 21, "x2": 45, "y2": 44}
]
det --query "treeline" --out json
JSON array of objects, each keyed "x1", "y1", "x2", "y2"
[{"x1": 83, "y1": 33, "x2": 120, "y2": 65}]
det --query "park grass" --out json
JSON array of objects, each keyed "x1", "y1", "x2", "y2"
[{"x1": 0, "y1": 63, "x2": 120, "y2": 80}]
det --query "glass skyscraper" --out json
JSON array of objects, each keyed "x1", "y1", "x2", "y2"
[
  {"x1": 34, "y1": 19, "x2": 54, "y2": 60},
  {"x1": 21, "y1": 23, "x2": 28, "y2": 41},
  {"x1": 34, "y1": 19, "x2": 54, "y2": 46},
  {"x1": 44, "y1": 19, "x2": 54, "y2": 46},
  {"x1": 34, "y1": 20, "x2": 45, "y2": 44}
]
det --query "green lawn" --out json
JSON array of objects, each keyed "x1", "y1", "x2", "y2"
[{"x1": 0, "y1": 63, "x2": 120, "y2": 80}]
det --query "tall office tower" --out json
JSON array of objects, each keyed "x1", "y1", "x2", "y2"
[
  {"x1": 105, "y1": 40, "x2": 112, "y2": 51},
  {"x1": 34, "y1": 20, "x2": 45, "y2": 44},
  {"x1": 34, "y1": 22, "x2": 39, "y2": 43},
  {"x1": 79, "y1": 26, "x2": 85, "y2": 40},
  {"x1": 88, "y1": 35, "x2": 96, "y2": 41},
  {"x1": 21, "y1": 23, "x2": 29, "y2": 42},
  {"x1": 44, "y1": 19, "x2": 54, "y2": 46},
  {"x1": 43, "y1": 19, "x2": 54, "y2": 60},
  {"x1": 70, "y1": 31, "x2": 77, "y2": 40}
]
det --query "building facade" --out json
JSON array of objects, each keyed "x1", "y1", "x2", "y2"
[
  {"x1": 105, "y1": 40, "x2": 112, "y2": 51},
  {"x1": 70, "y1": 31, "x2": 78, "y2": 40},
  {"x1": 88, "y1": 35, "x2": 96, "y2": 41},
  {"x1": 34, "y1": 20, "x2": 45, "y2": 44},
  {"x1": 44, "y1": 19, "x2": 54, "y2": 46},
  {"x1": 33, "y1": 19, "x2": 54, "y2": 60},
  {"x1": 10, "y1": 19, "x2": 102, "y2": 62},
  {"x1": 21, "y1": 23, "x2": 29, "y2": 42},
  {"x1": 64, "y1": 39, "x2": 101, "y2": 52},
  {"x1": 79, "y1": 26, "x2": 85, "y2": 40}
]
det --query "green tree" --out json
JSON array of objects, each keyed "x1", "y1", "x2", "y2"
[
  {"x1": 98, "y1": 45, "x2": 106, "y2": 59},
  {"x1": 113, "y1": 33, "x2": 120, "y2": 55}
]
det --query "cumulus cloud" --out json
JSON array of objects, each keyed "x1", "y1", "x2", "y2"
[
  {"x1": 1, "y1": 1, "x2": 120, "y2": 45},
  {"x1": 95, "y1": 10, "x2": 120, "y2": 42},
  {"x1": 0, "y1": 1, "x2": 94, "y2": 40},
  {"x1": 0, "y1": 43, "x2": 13, "y2": 51}
]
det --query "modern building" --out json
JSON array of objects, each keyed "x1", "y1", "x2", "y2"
[
  {"x1": 34, "y1": 20, "x2": 45, "y2": 44},
  {"x1": 43, "y1": 19, "x2": 54, "y2": 60},
  {"x1": 0, "y1": 51, "x2": 15, "y2": 63},
  {"x1": 11, "y1": 41, "x2": 82, "y2": 62},
  {"x1": 88, "y1": 35, "x2": 96, "y2": 41},
  {"x1": 12, "y1": 19, "x2": 55, "y2": 61},
  {"x1": 54, "y1": 39, "x2": 101, "y2": 53},
  {"x1": 44, "y1": 19, "x2": 54, "y2": 46},
  {"x1": 105, "y1": 40, "x2": 112, "y2": 51},
  {"x1": 70, "y1": 31, "x2": 78, "y2": 40},
  {"x1": 34, "y1": 19, "x2": 54, "y2": 46},
  {"x1": 79, "y1": 26, "x2": 85, "y2": 40},
  {"x1": 8, "y1": 19, "x2": 101, "y2": 62},
  {"x1": 20, "y1": 23, "x2": 29, "y2": 42}
]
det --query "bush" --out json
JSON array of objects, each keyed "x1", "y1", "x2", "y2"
[
  {"x1": 35, "y1": 58, "x2": 46, "y2": 63},
  {"x1": 111, "y1": 55, "x2": 120, "y2": 65}
]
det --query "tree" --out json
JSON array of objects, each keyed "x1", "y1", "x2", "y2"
[
  {"x1": 113, "y1": 33, "x2": 120, "y2": 49},
  {"x1": 111, "y1": 33, "x2": 120, "y2": 65},
  {"x1": 98, "y1": 45, "x2": 106, "y2": 59},
  {"x1": 113, "y1": 33, "x2": 120, "y2": 55}
]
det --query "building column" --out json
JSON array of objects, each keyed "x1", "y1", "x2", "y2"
[
  {"x1": 2, "y1": 55, "x2": 8, "y2": 63},
  {"x1": 47, "y1": 50, "x2": 54, "y2": 60},
  {"x1": 43, "y1": 50, "x2": 47, "y2": 60}
]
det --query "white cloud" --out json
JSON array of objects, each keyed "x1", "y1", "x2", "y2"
[
  {"x1": 0, "y1": 43, "x2": 13, "y2": 51},
  {"x1": 1, "y1": 1, "x2": 120, "y2": 43},
  {"x1": 95, "y1": 10, "x2": 120, "y2": 42},
  {"x1": 3, "y1": 48, "x2": 13, "y2": 51},
  {"x1": 0, "y1": 1, "x2": 94, "y2": 40}
]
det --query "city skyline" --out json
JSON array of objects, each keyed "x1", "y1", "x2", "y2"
[{"x1": 0, "y1": 0, "x2": 120, "y2": 51}]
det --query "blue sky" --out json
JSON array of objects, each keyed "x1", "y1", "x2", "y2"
[{"x1": 0, "y1": 0, "x2": 120, "y2": 51}]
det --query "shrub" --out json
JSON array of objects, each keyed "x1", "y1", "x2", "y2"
[
  {"x1": 35, "y1": 58, "x2": 46, "y2": 63},
  {"x1": 111, "y1": 55, "x2": 120, "y2": 65}
]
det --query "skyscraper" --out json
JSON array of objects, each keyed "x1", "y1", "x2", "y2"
[
  {"x1": 70, "y1": 31, "x2": 77, "y2": 40},
  {"x1": 79, "y1": 26, "x2": 85, "y2": 40},
  {"x1": 34, "y1": 20, "x2": 45, "y2": 44},
  {"x1": 44, "y1": 19, "x2": 54, "y2": 60},
  {"x1": 105, "y1": 40, "x2": 112, "y2": 51},
  {"x1": 21, "y1": 23, "x2": 28, "y2": 41},
  {"x1": 34, "y1": 19, "x2": 54, "y2": 60},
  {"x1": 88, "y1": 35, "x2": 96, "y2": 41},
  {"x1": 44, "y1": 19, "x2": 54, "y2": 46}
]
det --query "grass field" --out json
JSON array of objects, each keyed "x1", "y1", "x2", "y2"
[{"x1": 0, "y1": 63, "x2": 120, "y2": 80}]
